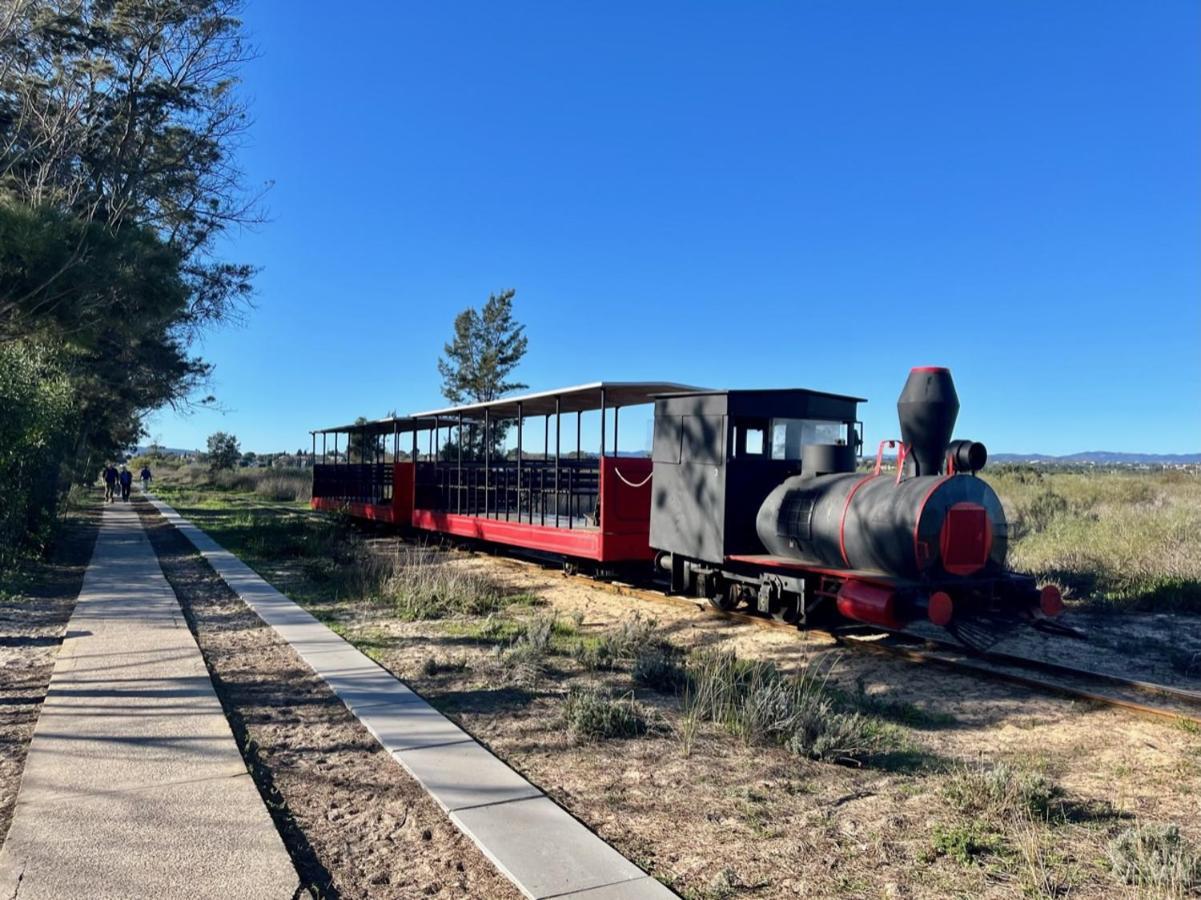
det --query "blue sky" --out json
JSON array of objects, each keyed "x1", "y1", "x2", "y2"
[{"x1": 145, "y1": 0, "x2": 1200, "y2": 455}]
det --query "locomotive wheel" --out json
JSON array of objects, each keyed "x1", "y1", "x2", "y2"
[
  {"x1": 707, "y1": 582, "x2": 740, "y2": 612},
  {"x1": 771, "y1": 595, "x2": 800, "y2": 625}
]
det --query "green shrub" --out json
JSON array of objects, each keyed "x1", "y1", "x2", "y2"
[
  {"x1": 943, "y1": 763, "x2": 1059, "y2": 820},
  {"x1": 931, "y1": 822, "x2": 1004, "y2": 866},
  {"x1": 563, "y1": 688, "x2": 648, "y2": 741},
  {"x1": 681, "y1": 649, "x2": 896, "y2": 763},
  {"x1": 1107, "y1": 824, "x2": 1200, "y2": 893},
  {"x1": 633, "y1": 646, "x2": 688, "y2": 693},
  {"x1": 496, "y1": 613, "x2": 561, "y2": 686},
  {"x1": 574, "y1": 614, "x2": 662, "y2": 670}
]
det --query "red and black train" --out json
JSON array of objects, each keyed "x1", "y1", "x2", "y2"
[{"x1": 310, "y1": 368, "x2": 1063, "y2": 636}]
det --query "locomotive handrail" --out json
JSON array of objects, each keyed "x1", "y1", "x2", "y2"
[{"x1": 873, "y1": 439, "x2": 910, "y2": 483}]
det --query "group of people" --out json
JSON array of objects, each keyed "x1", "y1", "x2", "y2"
[{"x1": 101, "y1": 463, "x2": 152, "y2": 503}]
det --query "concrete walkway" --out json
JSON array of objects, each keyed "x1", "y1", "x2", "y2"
[
  {"x1": 0, "y1": 504, "x2": 298, "y2": 899},
  {"x1": 147, "y1": 496, "x2": 675, "y2": 900}
]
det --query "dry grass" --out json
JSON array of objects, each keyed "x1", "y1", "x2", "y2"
[
  {"x1": 680, "y1": 648, "x2": 899, "y2": 764},
  {"x1": 985, "y1": 467, "x2": 1201, "y2": 612},
  {"x1": 377, "y1": 546, "x2": 506, "y2": 620},
  {"x1": 1107, "y1": 823, "x2": 1201, "y2": 896},
  {"x1": 161, "y1": 463, "x2": 312, "y2": 502},
  {"x1": 942, "y1": 762, "x2": 1060, "y2": 820}
]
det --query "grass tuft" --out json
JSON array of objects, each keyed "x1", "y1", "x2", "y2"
[
  {"x1": 680, "y1": 649, "x2": 898, "y2": 764},
  {"x1": 563, "y1": 688, "x2": 649, "y2": 741},
  {"x1": 632, "y1": 646, "x2": 688, "y2": 694},
  {"x1": 1107, "y1": 823, "x2": 1200, "y2": 894},
  {"x1": 943, "y1": 763, "x2": 1059, "y2": 820},
  {"x1": 380, "y1": 546, "x2": 506, "y2": 620},
  {"x1": 572, "y1": 613, "x2": 663, "y2": 671}
]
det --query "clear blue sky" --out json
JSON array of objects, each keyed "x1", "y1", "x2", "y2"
[{"x1": 145, "y1": 0, "x2": 1200, "y2": 456}]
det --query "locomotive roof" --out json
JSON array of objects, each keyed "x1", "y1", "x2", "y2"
[
  {"x1": 409, "y1": 381, "x2": 706, "y2": 419},
  {"x1": 660, "y1": 387, "x2": 868, "y2": 403}
]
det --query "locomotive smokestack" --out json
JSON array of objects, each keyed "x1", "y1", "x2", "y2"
[{"x1": 897, "y1": 367, "x2": 959, "y2": 476}]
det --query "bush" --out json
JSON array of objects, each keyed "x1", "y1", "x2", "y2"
[
  {"x1": 254, "y1": 473, "x2": 312, "y2": 502},
  {"x1": 494, "y1": 613, "x2": 562, "y2": 686},
  {"x1": 681, "y1": 649, "x2": 894, "y2": 763},
  {"x1": 563, "y1": 688, "x2": 648, "y2": 741},
  {"x1": 574, "y1": 614, "x2": 662, "y2": 670},
  {"x1": 1107, "y1": 824, "x2": 1200, "y2": 893},
  {"x1": 943, "y1": 763, "x2": 1059, "y2": 820},
  {"x1": 632, "y1": 646, "x2": 688, "y2": 693},
  {"x1": 381, "y1": 546, "x2": 505, "y2": 620},
  {"x1": 931, "y1": 821, "x2": 1004, "y2": 866}
]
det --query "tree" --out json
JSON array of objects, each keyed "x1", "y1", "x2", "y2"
[
  {"x1": 206, "y1": 432, "x2": 239, "y2": 470},
  {"x1": 0, "y1": 0, "x2": 262, "y2": 567},
  {"x1": 438, "y1": 289, "x2": 528, "y2": 405},
  {"x1": 346, "y1": 415, "x2": 384, "y2": 463},
  {"x1": 437, "y1": 289, "x2": 528, "y2": 458}
]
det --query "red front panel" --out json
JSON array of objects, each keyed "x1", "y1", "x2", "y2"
[
  {"x1": 598, "y1": 457, "x2": 654, "y2": 561},
  {"x1": 393, "y1": 461, "x2": 414, "y2": 522}
]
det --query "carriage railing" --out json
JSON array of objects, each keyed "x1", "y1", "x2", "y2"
[
  {"x1": 312, "y1": 463, "x2": 393, "y2": 504},
  {"x1": 414, "y1": 459, "x2": 600, "y2": 529}
]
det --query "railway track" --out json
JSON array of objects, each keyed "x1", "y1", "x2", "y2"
[{"x1": 539, "y1": 564, "x2": 1201, "y2": 728}]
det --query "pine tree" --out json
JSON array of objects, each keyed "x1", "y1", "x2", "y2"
[{"x1": 436, "y1": 289, "x2": 528, "y2": 459}]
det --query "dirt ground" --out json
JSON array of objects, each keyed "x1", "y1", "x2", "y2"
[
  {"x1": 136, "y1": 500, "x2": 521, "y2": 900},
  {"x1": 0, "y1": 502, "x2": 100, "y2": 845},
  {"x1": 301, "y1": 547, "x2": 1201, "y2": 899}
]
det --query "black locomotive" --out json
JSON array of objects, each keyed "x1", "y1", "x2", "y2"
[{"x1": 650, "y1": 367, "x2": 1062, "y2": 635}]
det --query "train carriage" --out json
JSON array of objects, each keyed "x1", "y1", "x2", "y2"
[{"x1": 311, "y1": 382, "x2": 699, "y2": 564}]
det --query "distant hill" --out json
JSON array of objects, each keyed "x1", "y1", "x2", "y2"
[
  {"x1": 133, "y1": 445, "x2": 200, "y2": 457},
  {"x1": 990, "y1": 451, "x2": 1201, "y2": 466}
]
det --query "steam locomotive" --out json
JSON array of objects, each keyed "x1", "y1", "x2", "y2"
[
  {"x1": 651, "y1": 367, "x2": 1062, "y2": 638},
  {"x1": 311, "y1": 367, "x2": 1063, "y2": 640}
]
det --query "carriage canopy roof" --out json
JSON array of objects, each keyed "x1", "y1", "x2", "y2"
[
  {"x1": 408, "y1": 381, "x2": 706, "y2": 420},
  {"x1": 310, "y1": 415, "x2": 462, "y2": 436}
]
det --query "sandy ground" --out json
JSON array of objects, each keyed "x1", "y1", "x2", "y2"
[
  {"x1": 137, "y1": 502, "x2": 521, "y2": 900},
  {"x1": 0, "y1": 503, "x2": 100, "y2": 845},
  {"x1": 313, "y1": 547, "x2": 1201, "y2": 899}
]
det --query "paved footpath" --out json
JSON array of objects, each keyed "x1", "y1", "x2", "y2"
[{"x1": 0, "y1": 504, "x2": 297, "y2": 899}]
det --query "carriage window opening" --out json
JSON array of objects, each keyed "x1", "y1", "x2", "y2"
[{"x1": 770, "y1": 419, "x2": 845, "y2": 460}]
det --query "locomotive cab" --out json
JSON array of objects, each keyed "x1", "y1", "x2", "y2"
[{"x1": 648, "y1": 387, "x2": 863, "y2": 598}]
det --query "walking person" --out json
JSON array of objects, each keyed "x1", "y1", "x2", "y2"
[
  {"x1": 140, "y1": 464, "x2": 152, "y2": 492},
  {"x1": 102, "y1": 464, "x2": 118, "y2": 503},
  {"x1": 119, "y1": 466, "x2": 133, "y2": 502}
]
